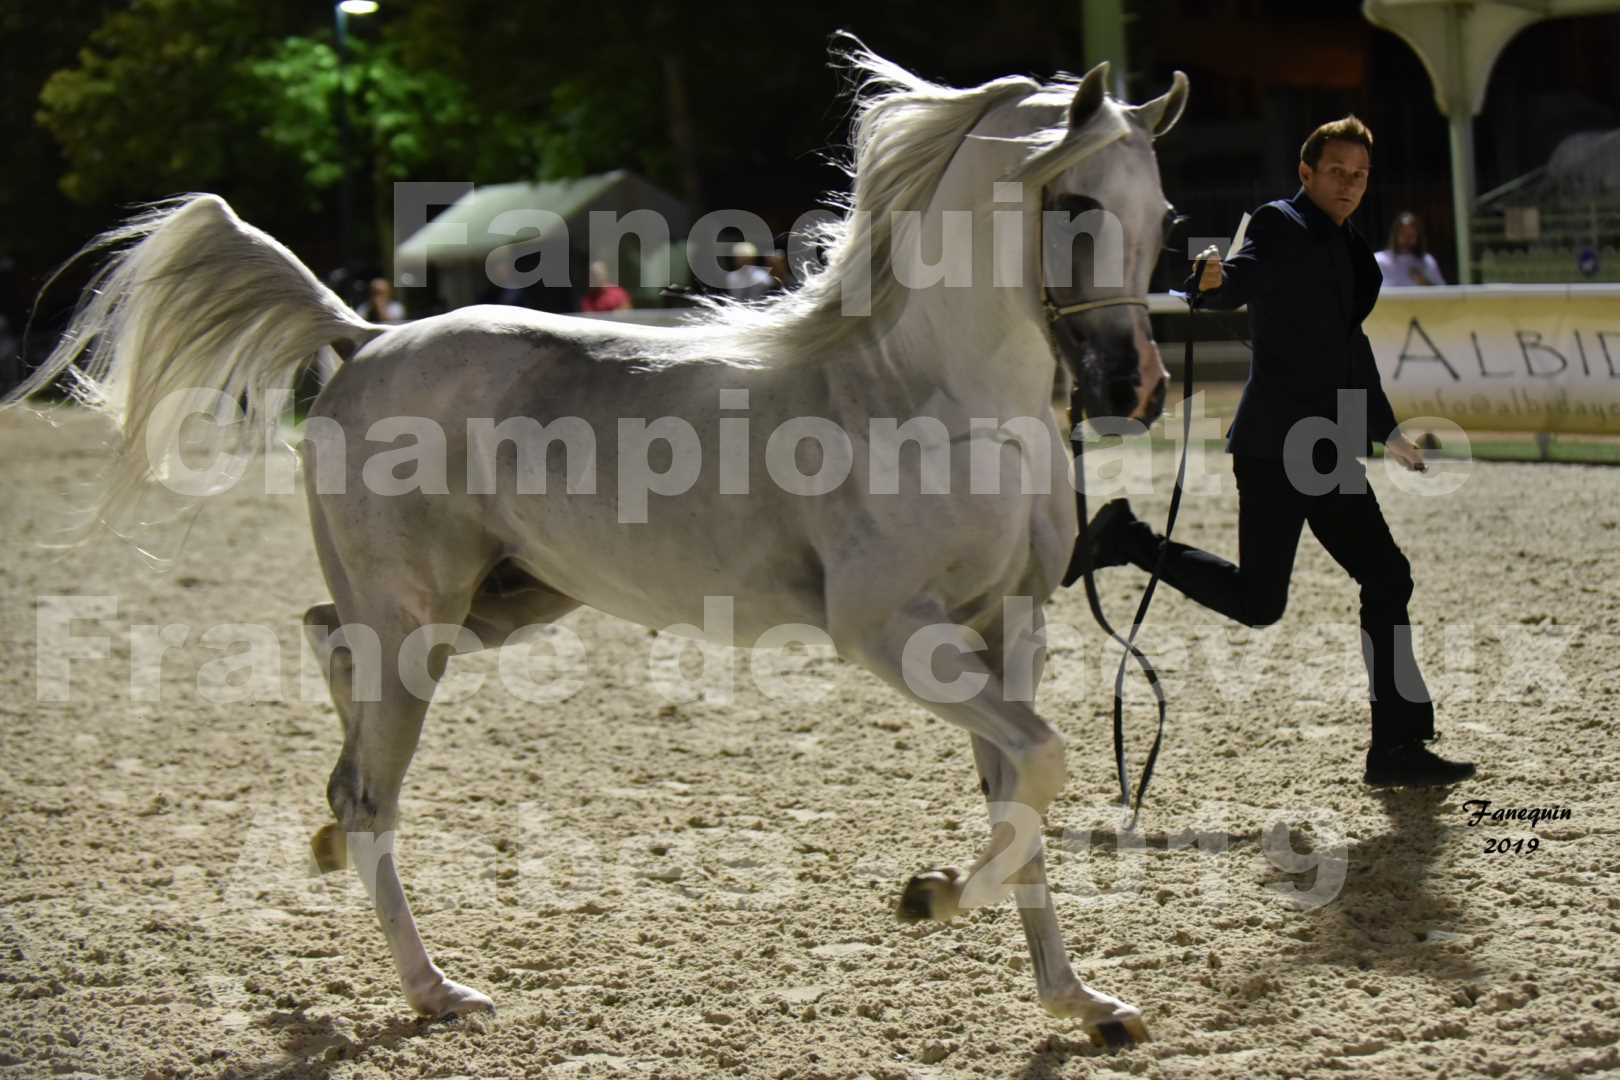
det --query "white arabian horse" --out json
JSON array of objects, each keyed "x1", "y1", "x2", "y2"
[{"x1": 10, "y1": 50, "x2": 1186, "y2": 1046}]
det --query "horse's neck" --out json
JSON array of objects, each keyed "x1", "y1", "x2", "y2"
[
  {"x1": 857, "y1": 298, "x2": 1054, "y2": 421},
  {"x1": 847, "y1": 151, "x2": 1056, "y2": 422}
]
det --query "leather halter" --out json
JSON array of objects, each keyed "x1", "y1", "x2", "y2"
[{"x1": 1043, "y1": 295, "x2": 1149, "y2": 322}]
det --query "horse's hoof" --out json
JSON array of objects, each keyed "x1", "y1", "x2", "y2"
[
  {"x1": 896, "y1": 867, "x2": 965, "y2": 923},
  {"x1": 1043, "y1": 984, "x2": 1148, "y2": 1047},
  {"x1": 1087, "y1": 1016, "x2": 1149, "y2": 1049},
  {"x1": 412, "y1": 979, "x2": 496, "y2": 1021},
  {"x1": 310, "y1": 823, "x2": 347, "y2": 875}
]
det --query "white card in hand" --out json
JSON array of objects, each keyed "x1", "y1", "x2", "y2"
[{"x1": 1225, "y1": 212, "x2": 1252, "y2": 261}]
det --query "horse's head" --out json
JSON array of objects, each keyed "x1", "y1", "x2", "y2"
[{"x1": 1020, "y1": 64, "x2": 1188, "y2": 428}]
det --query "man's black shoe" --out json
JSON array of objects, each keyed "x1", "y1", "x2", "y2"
[
  {"x1": 1363, "y1": 741, "x2": 1476, "y2": 788},
  {"x1": 1063, "y1": 498, "x2": 1140, "y2": 586}
]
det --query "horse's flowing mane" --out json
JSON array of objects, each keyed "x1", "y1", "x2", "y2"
[{"x1": 649, "y1": 44, "x2": 1085, "y2": 368}]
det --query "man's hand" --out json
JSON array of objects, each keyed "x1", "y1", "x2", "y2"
[
  {"x1": 1386, "y1": 431, "x2": 1427, "y2": 472},
  {"x1": 1194, "y1": 245, "x2": 1224, "y2": 292}
]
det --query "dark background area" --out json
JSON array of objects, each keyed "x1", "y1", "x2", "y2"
[{"x1": 1, "y1": 0, "x2": 1616, "y2": 364}]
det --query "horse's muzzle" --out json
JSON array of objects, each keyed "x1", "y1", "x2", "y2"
[
  {"x1": 1058, "y1": 315, "x2": 1168, "y2": 429},
  {"x1": 1134, "y1": 373, "x2": 1169, "y2": 425},
  {"x1": 1067, "y1": 351, "x2": 1167, "y2": 430}
]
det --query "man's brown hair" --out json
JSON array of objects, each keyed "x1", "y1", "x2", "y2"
[{"x1": 1300, "y1": 116, "x2": 1373, "y2": 168}]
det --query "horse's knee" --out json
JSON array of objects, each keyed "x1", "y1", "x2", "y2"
[{"x1": 1012, "y1": 732, "x2": 1067, "y2": 815}]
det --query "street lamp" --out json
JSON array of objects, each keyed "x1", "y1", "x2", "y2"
[{"x1": 334, "y1": 0, "x2": 379, "y2": 290}]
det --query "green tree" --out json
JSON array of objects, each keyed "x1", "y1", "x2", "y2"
[
  {"x1": 27, "y1": 0, "x2": 1088, "y2": 283},
  {"x1": 33, "y1": 0, "x2": 686, "y2": 271},
  {"x1": 36, "y1": 0, "x2": 323, "y2": 246}
]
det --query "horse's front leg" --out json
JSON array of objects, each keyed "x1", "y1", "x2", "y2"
[
  {"x1": 850, "y1": 606, "x2": 1067, "y2": 816},
  {"x1": 847, "y1": 596, "x2": 1066, "y2": 820},
  {"x1": 845, "y1": 600, "x2": 1147, "y2": 1046},
  {"x1": 956, "y1": 735, "x2": 1149, "y2": 1047}
]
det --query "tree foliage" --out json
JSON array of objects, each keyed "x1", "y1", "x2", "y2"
[
  {"x1": 35, "y1": 0, "x2": 689, "y2": 200},
  {"x1": 36, "y1": 0, "x2": 310, "y2": 209},
  {"x1": 248, "y1": 35, "x2": 558, "y2": 191},
  {"x1": 23, "y1": 0, "x2": 1086, "y2": 276}
]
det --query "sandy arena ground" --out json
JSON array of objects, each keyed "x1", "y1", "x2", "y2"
[{"x1": 1, "y1": 408, "x2": 1617, "y2": 1080}]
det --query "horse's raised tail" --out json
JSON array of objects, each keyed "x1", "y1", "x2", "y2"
[{"x1": 4, "y1": 193, "x2": 384, "y2": 545}]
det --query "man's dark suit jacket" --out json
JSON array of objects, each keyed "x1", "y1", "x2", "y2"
[{"x1": 1189, "y1": 188, "x2": 1399, "y2": 460}]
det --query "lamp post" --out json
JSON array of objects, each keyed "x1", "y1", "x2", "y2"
[{"x1": 334, "y1": 0, "x2": 379, "y2": 288}]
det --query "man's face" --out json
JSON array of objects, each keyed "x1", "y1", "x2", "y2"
[{"x1": 1299, "y1": 140, "x2": 1370, "y2": 225}]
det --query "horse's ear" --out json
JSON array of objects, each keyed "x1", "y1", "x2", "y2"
[
  {"x1": 1068, "y1": 61, "x2": 1110, "y2": 129},
  {"x1": 1133, "y1": 71, "x2": 1189, "y2": 139}
]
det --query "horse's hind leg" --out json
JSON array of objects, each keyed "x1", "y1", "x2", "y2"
[
  {"x1": 304, "y1": 602, "x2": 354, "y2": 873},
  {"x1": 320, "y1": 593, "x2": 496, "y2": 1019},
  {"x1": 303, "y1": 559, "x2": 576, "y2": 1017},
  {"x1": 305, "y1": 558, "x2": 579, "y2": 751},
  {"x1": 304, "y1": 603, "x2": 350, "y2": 727}
]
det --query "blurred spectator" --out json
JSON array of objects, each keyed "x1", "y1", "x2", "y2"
[
  {"x1": 579, "y1": 260, "x2": 632, "y2": 312},
  {"x1": 766, "y1": 250, "x2": 792, "y2": 290},
  {"x1": 357, "y1": 277, "x2": 407, "y2": 323},
  {"x1": 1376, "y1": 211, "x2": 1445, "y2": 286},
  {"x1": 725, "y1": 242, "x2": 777, "y2": 300}
]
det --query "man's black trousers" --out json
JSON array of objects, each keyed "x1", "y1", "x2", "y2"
[{"x1": 1119, "y1": 453, "x2": 1435, "y2": 748}]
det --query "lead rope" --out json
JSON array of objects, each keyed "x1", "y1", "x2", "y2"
[{"x1": 1069, "y1": 264, "x2": 1205, "y2": 828}]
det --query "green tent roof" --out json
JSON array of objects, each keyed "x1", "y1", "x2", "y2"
[{"x1": 395, "y1": 170, "x2": 692, "y2": 263}]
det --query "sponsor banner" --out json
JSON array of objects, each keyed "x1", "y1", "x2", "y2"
[{"x1": 1365, "y1": 284, "x2": 1620, "y2": 435}]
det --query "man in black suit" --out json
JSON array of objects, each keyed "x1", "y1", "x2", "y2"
[{"x1": 1073, "y1": 116, "x2": 1474, "y2": 788}]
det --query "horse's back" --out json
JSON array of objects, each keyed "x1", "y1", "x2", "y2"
[{"x1": 298, "y1": 306, "x2": 834, "y2": 639}]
